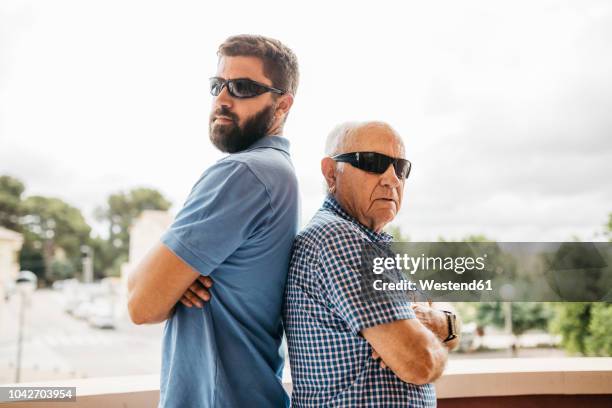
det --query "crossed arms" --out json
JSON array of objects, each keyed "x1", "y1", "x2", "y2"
[
  {"x1": 127, "y1": 242, "x2": 211, "y2": 325},
  {"x1": 362, "y1": 301, "x2": 461, "y2": 385},
  {"x1": 129, "y1": 243, "x2": 460, "y2": 387}
]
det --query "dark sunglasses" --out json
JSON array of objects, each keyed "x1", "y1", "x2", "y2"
[
  {"x1": 331, "y1": 152, "x2": 412, "y2": 179},
  {"x1": 209, "y1": 77, "x2": 285, "y2": 99}
]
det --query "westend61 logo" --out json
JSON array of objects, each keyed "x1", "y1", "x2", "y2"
[
  {"x1": 360, "y1": 242, "x2": 612, "y2": 302},
  {"x1": 372, "y1": 253, "x2": 488, "y2": 275}
]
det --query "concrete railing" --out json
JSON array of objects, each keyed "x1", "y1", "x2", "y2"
[
  {"x1": 1, "y1": 358, "x2": 611, "y2": 407},
  {"x1": 435, "y1": 357, "x2": 612, "y2": 407}
]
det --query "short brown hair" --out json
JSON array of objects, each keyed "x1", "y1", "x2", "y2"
[{"x1": 217, "y1": 34, "x2": 299, "y2": 97}]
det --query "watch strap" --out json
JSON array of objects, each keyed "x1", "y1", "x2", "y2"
[{"x1": 442, "y1": 310, "x2": 457, "y2": 343}]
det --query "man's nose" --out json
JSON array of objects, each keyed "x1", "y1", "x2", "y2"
[
  {"x1": 380, "y1": 163, "x2": 401, "y2": 189},
  {"x1": 214, "y1": 85, "x2": 233, "y2": 110}
]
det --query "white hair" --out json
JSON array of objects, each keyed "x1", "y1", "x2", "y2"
[
  {"x1": 324, "y1": 121, "x2": 361, "y2": 156},
  {"x1": 324, "y1": 121, "x2": 404, "y2": 157}
]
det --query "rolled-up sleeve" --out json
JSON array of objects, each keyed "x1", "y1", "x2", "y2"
[
  {"x1": 318, "y1": 224, "x2": 415, "y2": 335},
  {"x1": 162, "y1": 159, "x2": 272, "y2": 276}
]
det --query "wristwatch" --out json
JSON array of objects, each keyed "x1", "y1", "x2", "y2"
[{"x1": 442, "y1": 310, "x2": 457, "y2": 343}]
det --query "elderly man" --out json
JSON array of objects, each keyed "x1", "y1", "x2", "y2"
[{"x1": 282, "y1": 121, "x2": 460, "y2": 407}]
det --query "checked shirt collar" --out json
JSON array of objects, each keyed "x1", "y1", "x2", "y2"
[{"x1": 322, "y1": 194, "x2": 394, "y2": 243}]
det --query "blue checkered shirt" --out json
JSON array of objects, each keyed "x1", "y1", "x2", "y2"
[{"x1": 283, "y1": 195, "x2": 436, "y2": 407}]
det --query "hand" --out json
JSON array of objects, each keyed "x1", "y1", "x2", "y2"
[
  {"x1": 412, "y1": 303, "x2": 447, "y2": 342},
  {"x1": 179, "y1": 276, "x2": 213, "y2": 308}
]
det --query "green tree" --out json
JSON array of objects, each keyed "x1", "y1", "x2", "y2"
[
  {"x1": 0, "y1": 175, "x2": 25, "y2": 231},
  {"x1": 587, "y1": 215, "x2": 612, "y2": 355},
  {"x1": 20, "y1": 196, "x2": 91, "y2": 283},
  {"x1": 461, "y1": 234, "x2": 492, "y2": 243},
  {"x1": 586, "y1": 303, "x2": 612, "y2": 356},
  {"x1": 550, "y1": 214, "x2": 612, "y2": 356},
  {"x1": 550, "y1": 302, "x2": 592, "y2": 355},
  {"x1": 95, "y1": 188, "x2": 171, "y2": 275},
  {"x1": 90, "y1": 236, "x2": 120, "y2": 279},
  {"x1": 477, "y1": 302, "x2": 553, "y2": 337}
]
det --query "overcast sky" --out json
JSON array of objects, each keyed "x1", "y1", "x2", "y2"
[{"x1": 1, "y1": 0, "x2": 611, "y2": 241}]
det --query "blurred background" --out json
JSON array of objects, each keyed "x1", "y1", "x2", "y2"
[{"x1": 1, "y1": 0, "x2": 611, "y2": 384}]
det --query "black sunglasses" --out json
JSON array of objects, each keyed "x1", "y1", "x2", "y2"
[
  {"x1": 331, "y1": 152, "x2": 412, "y2": 179},
  {"x1": 209, "y1": 77, "x2": 285, "y2": 99}
]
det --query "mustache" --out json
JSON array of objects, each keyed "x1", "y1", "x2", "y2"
[{"x1": 210, "y1": 107, "x2": 238, "y2": 124}]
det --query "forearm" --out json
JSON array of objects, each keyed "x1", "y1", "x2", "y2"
[
  {"x1": 142, "y1": 303, "x2": 177, "y2": 324},
  {"x1": 366, "y1": 320, "x2": 449, "y2": 385},
  {"x1": 128, "y1": 269, "x2": 176, "y2": 324},
  {"x1": 415, "y1": 330, "x2": 448, "y2": 384},
  {"x1": 400, "y1": 331, "x2": 448, "y2": 384},
  {"x1": 127, "y1": 243, "x2": 199, "y2": 325},
  {"x1": 426, "y1": 337, "x2": 448, "y2": 382}
]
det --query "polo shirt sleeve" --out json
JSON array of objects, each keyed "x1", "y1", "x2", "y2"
[
  {"x1": 318, "y1": 224, "x2": 415, "y2": 335},
  {"x1": 161, "y1": 159, "x2": 272, "y2": 276}
]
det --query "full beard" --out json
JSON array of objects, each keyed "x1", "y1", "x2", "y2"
[{"x1": 209, "y1": 104, "x2": 276, "y2": 153}]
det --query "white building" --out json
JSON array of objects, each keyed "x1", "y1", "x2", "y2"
[
  {"x1": 119, "y1": 210, "x2": 172, "y2": 317},
  {"x1": 0, "y1": 227, "x2": 24, "y2": 307}
]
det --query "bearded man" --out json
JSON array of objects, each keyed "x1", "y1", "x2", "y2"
[{"x1": 128, "y1": 34, "x2": 300, "y2": 408}]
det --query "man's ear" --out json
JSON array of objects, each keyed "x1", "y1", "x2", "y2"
[
  {"x1": 321, "y1": 157, "x2": 337, "y2": 191},
  {"x1": 275, "y1": 94, "x2": 294, "y2": 119}
]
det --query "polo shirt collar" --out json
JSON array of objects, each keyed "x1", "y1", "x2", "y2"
[
  {"x1": 322, "y1": 194, "x2": 393, "y2": 242},
  {"x1": 243, "y1": 135, "x2": 290, "y2": 154}
]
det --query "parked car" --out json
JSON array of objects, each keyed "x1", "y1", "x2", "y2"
[
  {"x1": 88, "y1": 298, "x2": 116, "y2": 329},
  {"x1": 73, "y1": 300, "x2": 95, "y2": 320},
  {"x1": 458, "y1": 321, "x2": 477, "y2": 352},
  {"x1": 13, "y1": 271, "x2": 38, "y2": 296},
  {"x1": 63, "y1": 287, "x2": 88, "y2": 315},
  {"x1": 16, "y1": 270, "x2": 38, "y2": 286},
  {"x1": 53, "y1": 278, "x2": 78, "y2": 291}
]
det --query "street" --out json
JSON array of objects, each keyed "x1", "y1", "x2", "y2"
[
  {"x1": 0, "y1": 288, "x2": 566, "y2": 385},
  {"x1": 0, "y1": 288, "x2": 164, "y2": 383}
]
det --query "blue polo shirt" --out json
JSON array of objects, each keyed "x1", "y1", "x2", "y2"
[{"x1": 159, "y1": 136, "x2": 299, "y2": 408}]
